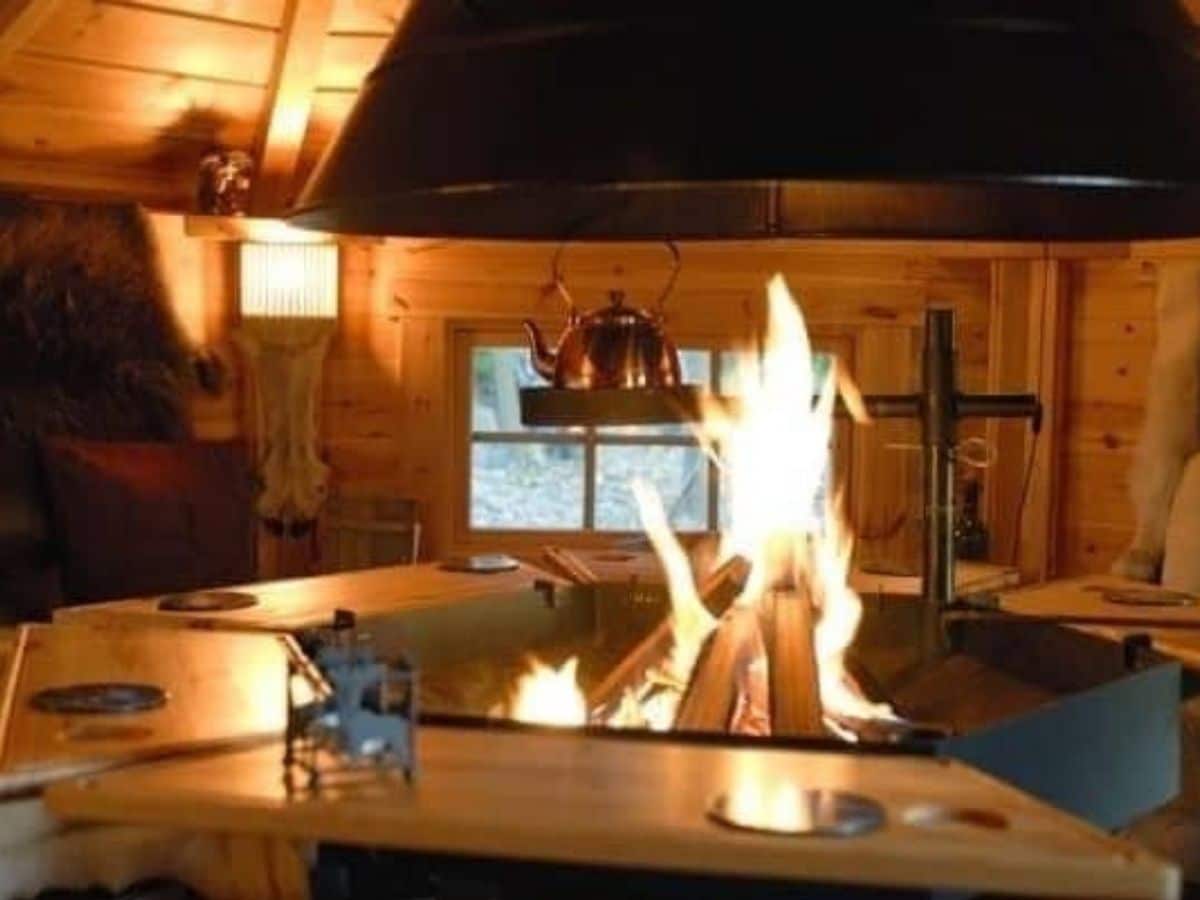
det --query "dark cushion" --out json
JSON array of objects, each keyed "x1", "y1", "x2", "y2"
[
  {"x1": 40, "y1": 439, "x2": 256, "y2": 603},
  {"x1": 0, "y1": 439, "x2": 62, "y2": 621},
  {"x1": 0, "y1": 440, "x2": 51, "y2": 566}
]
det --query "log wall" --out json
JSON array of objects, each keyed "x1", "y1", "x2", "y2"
[{"x1": 149, "y1": 212, "x2": 1191, "y2": 582}]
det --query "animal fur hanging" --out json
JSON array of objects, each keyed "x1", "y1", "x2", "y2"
[
  {"x1": 0, "y1": 197, "x2": 194, "y2": 443},
  {"x1": 1113, "y1": 261, "x2": 1200, "y2": 583}
]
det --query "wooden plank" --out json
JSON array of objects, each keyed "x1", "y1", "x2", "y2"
[
  {"x1": 29, "y1": 0, "x2": 277, "y2": 85},
  {"x1": 0, "y1": 154, "x2": 190, "y2": 207},
  {"x1": 45, "y1": 729, "x2": 1179, "y2": 900},
  {"x1": 53, "y1": 561, "x2": 564, "y2": 633},
  {"x1": 985, "y1": 259, "x2": 1036, "y2": 566},
  {"x1": 0, "y1": 0, "x2": 62, "y2": 67},
  {"x1": 252, "y1": 0, "x2": 336, "y2": 212},
  {"x1": 138, "y1": 0, "x2": 286, "y2": 28},
  {"x1": 1021, "y1": 258, "x2": 1070, "y2": 581},
  {"x1": 850, "y1": 325, "x2": 920, "y2": 571},
  {"x1": 0, "y1": 624, "x2": 309, "y2": 795},
  {"x1": 0, "y1": 52, "x2": 262, "y2": 117},
  {"x1": 1058, "y1": 522, "x2": 1133, "y2": 577},
  {"x1": 315, "y1": 31, "x2": 385, "y2": 89},
  {"x1": 673, "y1": 605, "x2": 761, "y2": 732},
  {"x1": 184, "y1": 214, "x2": 331, "y2": 242},
  {"x1": 328, "y1": 0, "x2": 407, "y2": 33}
]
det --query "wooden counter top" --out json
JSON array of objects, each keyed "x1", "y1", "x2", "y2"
[
  {"x1": 997, "y1": 575, "x2": 1200, "y2": 630},
  {"x1": 53, "y1": 562, "x2": 565, "y2": 634},
  {"x1": 45, "y1": 726, "x2": 1177, "y2": 899},
  {"x1": 543, "y1": 547, "x2": 1019, "y2": 596},
  {"x1": 0, "y1": 624, "x2": 306, "y2": 795}
]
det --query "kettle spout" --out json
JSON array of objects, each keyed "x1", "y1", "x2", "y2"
[{"x1": 522, "y1": 319, "x2": 557, "y2": 382}]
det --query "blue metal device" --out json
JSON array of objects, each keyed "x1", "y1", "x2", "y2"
[{"x1": 285, "y1": 609, "x2": 417, "y2": 789}]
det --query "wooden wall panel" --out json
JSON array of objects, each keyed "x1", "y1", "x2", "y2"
[
  {"x1": 148, "y1": 226, "x2": 1084, "y2": 580},
  {"x1": 379, "y1": 240, "x2": 998, "y2": 567},
  {"x1": 1055, "y1": 258, "x2": 1158, "y2": 577}
]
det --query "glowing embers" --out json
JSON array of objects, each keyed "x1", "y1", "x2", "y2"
[{"x1": 501, "y1": 275, "x2": 895, "y2": 738}]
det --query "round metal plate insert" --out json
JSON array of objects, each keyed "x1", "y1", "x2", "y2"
[
  {"x1": 158, "y1": 590, "x2": 258, "y2": 612},
  {"x1": 31, "y1": 683, "x2": 167, "y2": 715},
  {"x1": 1087, "y1": 585, "x2": 1196, "y2": 608},
  {"x1": 707, "y1": 788, "x2": 884, "y2": 837},
  {"x1": 440, "y1": 554, "x2": 520, "y2": 574}
]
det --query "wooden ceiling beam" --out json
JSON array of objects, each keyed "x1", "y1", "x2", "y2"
[
  {"x1": 0, "y1": 0, "x2": 62, "y2": 68},
  {"x1": 251, "y1": 0, "x2": 336, "y2": 215}
]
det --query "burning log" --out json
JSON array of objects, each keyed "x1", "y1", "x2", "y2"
[
  {"x1": 762, "y1": 587, "x2": 825, "y2": 738},
  {"x1": 587, "y1": 554, "x2": 750, "y2": 717},
  {"x1": 673, "y1": 606, "x2": 764, "y2": 732}
]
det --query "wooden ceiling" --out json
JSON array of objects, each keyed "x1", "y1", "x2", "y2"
[{"x1": 0, "y1": 0, "x2": 408, "y2": 213}]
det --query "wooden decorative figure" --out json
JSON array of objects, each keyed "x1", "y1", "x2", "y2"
[{"x1": 237, "y1": 241, "x2": 339, "y2": 535}]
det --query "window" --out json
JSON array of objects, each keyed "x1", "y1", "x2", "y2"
[{"x1": 466, "y1": 336, "x2": 834, "y2": 534}]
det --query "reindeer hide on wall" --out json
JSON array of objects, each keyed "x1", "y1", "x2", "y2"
[{"x1": 0, "y1": 196, "x2": 194, "y2": 444}]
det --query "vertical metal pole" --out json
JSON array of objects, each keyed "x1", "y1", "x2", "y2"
[{"x1": 922, "y1": 309, "x2": 957, "y2": 655}]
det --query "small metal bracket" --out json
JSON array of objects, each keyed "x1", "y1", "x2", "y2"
[
  {"x1": 534, "y1": 578, "x2": 559, "y2": 609},
  {"x1": 1122, "y1": 633, "x2": 1155, "y2": 671}
]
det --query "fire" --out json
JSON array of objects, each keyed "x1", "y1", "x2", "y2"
[
  {"x1": 506, "y1": 273, "x2": 891, "y2": 734},
  {"x1": 506, "y1": 657, "x2": 587, "y2": 727}
]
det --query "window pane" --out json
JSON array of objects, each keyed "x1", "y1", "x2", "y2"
[
  {"x1": 472, "y1": 347, "x2": 574, "y2": 434},
  {"x1": 471, "y1": 442, "x2": 584, "y2": 529},
  {"x1": 595, "y1": 445, "x2": 709, "y2": 532},
  {"x1": 599, "y1": 349, "x2": 712, "y2": 438}
]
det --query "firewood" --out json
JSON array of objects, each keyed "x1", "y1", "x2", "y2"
[
  {"x1": 764, "y1": 586, "x2": 825, "y2": 737},
  {"x1": 696, "y1": 554, "x2": 749, "y2": 603},
  {"x1": 541, "y1": 546, "x2": 599, "y2": 585},
  {"x1": 588, "y1": 553, "x2": 750, "y2": 713},
  {"x1": 673, "y1": 606, "x2": 763, "y2": 732}
]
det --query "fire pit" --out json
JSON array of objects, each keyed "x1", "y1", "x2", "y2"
[{"x1": 405, "y1": 276, "x2": 1179, "y2": 830}]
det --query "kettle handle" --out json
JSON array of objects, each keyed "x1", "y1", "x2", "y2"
[{"x1": 549, "y1": 239, "x2": 682, "y2": 319}]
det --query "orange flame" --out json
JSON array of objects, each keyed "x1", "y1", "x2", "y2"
[{"x1": 506, "y1": 657, "x2": 587, "y2": 727}]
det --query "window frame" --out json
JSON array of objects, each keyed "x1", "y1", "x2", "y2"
[{"x1": 450, "y1": 320, "x2": 854, "y2": 553}]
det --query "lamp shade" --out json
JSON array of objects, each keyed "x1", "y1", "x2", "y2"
[{"x1": 239, "y1": 243, "x2": 339, "y2": 319}]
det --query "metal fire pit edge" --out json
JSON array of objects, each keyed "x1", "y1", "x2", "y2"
[{"x1": 934, "y1": 655, "x2": 1180, "y2": 831}]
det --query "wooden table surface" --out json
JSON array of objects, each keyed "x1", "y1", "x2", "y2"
[
  {"x1": 52, "y1": 562, "x2": 564, "y2": 634},
  {"x1": 998, "y1": 575, "x2": 1200, "y2": 630},
  {"x1": 550, "y1": 547, "x2": 1020, "y2": 597},
  {"x1": 45, "y1": 726, "x2": 1178, "y2": 900},
  {"x1": 0, "y1": 624, "x2": 306, "y2": 795}
]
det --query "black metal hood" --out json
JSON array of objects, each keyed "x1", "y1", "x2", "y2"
[{"x1": 292, "y1": 1, "x2": 1200, "y2": 241}]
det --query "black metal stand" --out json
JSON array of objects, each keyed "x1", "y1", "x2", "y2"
[{"x1": 859, "y1": 309, "x2": 1040, "y2": 654}]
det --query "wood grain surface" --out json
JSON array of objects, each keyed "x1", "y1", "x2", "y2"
[
  {"x1": 45, "y1": 726, "x2": 1179, "y2": 899},
  {"x1": 0, "y1": 624, "x2": 306, "y2": 794},
  {"x1": 53, "y1": 562, "x2": 564, "y2": 634},
  {"x1": 997, "y1": 575, "x2": 1200, "y2": 629}
]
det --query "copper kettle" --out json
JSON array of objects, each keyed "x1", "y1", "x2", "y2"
[{"x1": 523, "y1": 243, "x2": 682, "y2": 390}]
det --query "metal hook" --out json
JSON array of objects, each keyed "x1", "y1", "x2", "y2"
[
  {"x1": 652, "y1": 240, "x2": 682, "y2": 318},
  {"x1": 548, "y1": 239, "x2": 681, "y2": 318},
  {"x1": 548, "y1": 240, "x2": 577, "y2": 314}
]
